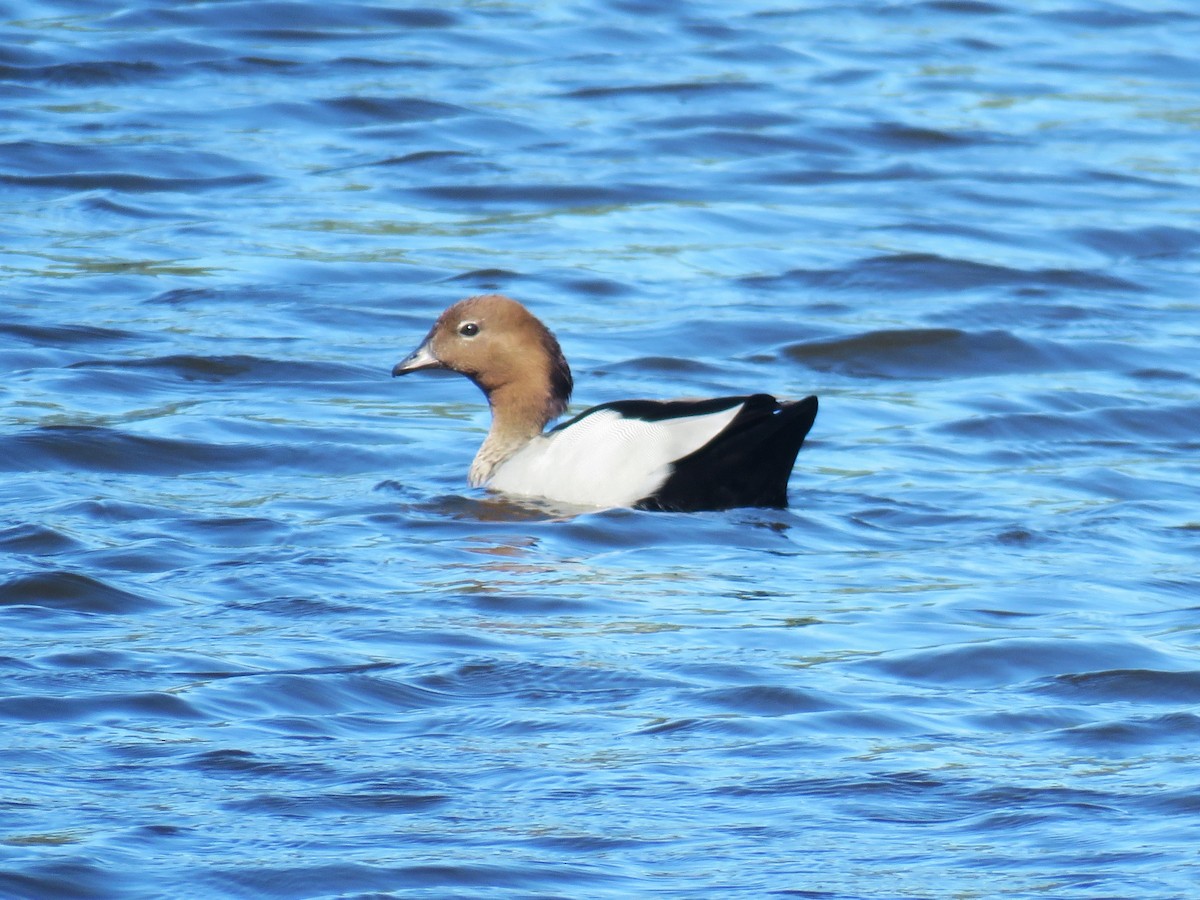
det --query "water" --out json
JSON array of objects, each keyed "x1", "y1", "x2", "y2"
[{"x1": 3, "y1": 1, "x2": 1199, "y2": 897}]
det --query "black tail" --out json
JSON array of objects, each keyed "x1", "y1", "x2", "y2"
[{"x1": 636, "y1": 394, "x2": 818, "y2": 512}]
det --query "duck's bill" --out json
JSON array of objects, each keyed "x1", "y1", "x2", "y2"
[{"x1": 391, "y1": 341, "x2": 442, "y2": 376}]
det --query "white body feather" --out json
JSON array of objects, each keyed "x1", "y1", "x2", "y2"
[{"x1": 486, "y1": 403, "x2": 744, "y2": 508}]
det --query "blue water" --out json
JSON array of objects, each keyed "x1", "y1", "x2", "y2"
[{"x1": 3, "y1": 1, "x2": 1200, "y2": 897}]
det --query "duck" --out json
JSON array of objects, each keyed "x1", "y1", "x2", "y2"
[{"x1": 391, "y1": 294, "x2": 818, "y2": 512}]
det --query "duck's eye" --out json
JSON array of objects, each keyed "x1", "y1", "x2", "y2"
[{"x1": 459, "y1": 322, "x2": 480, "y2": 337}]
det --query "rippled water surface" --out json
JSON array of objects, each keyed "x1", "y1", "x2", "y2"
[{"x1": 3, "y1": 1, "x2": 1200, "y2": 897}]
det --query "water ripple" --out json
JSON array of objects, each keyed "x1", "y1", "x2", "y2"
[
  {"x1": 743, "y1": 253, "x2": 1145, "y2": 294},
  {"x1": 0, "y1": 571, "x2": 166, "y2": 615}
]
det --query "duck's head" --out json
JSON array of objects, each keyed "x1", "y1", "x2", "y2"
[{"x1": 392, "y1": 294, "x2": 573, "y2": 421}]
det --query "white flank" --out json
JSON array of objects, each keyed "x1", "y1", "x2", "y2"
[{"x1": 486, "y1": 403, "x2": 744, "y2": 508}]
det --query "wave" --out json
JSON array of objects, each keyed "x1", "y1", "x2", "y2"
[
  {"x1": 0, "y1": 425, "x2": 387, "y2": 474},
  {"x1": 781, "y1": 327, "x2": 1134, "y2": 379},
  {"x1": 0, "y1": 570, "x2": 166, "y2": 614},
  {"x1": 742, "y1": 252, "x2": 1145, "y2": 294}
]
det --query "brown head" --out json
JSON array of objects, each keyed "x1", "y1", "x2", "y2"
[{"x1": 392, "y1": 294, "x2": 573, "y2": 430}]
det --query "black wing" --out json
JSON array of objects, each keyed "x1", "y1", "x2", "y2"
[{"x1": 635, "y1": 394, "x2": 819, "y2": 512}]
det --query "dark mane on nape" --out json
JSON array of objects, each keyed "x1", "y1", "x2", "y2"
[
  {"x1": 541, "y1": 327, "x2": 573, "y2": 418},
  {"x1": 635, "y1": 394, "x2": 819, "y2": 512}
]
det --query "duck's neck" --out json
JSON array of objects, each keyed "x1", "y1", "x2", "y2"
[{"x1": 468, "y1": 382, "x2": 556, "y2": 487}]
